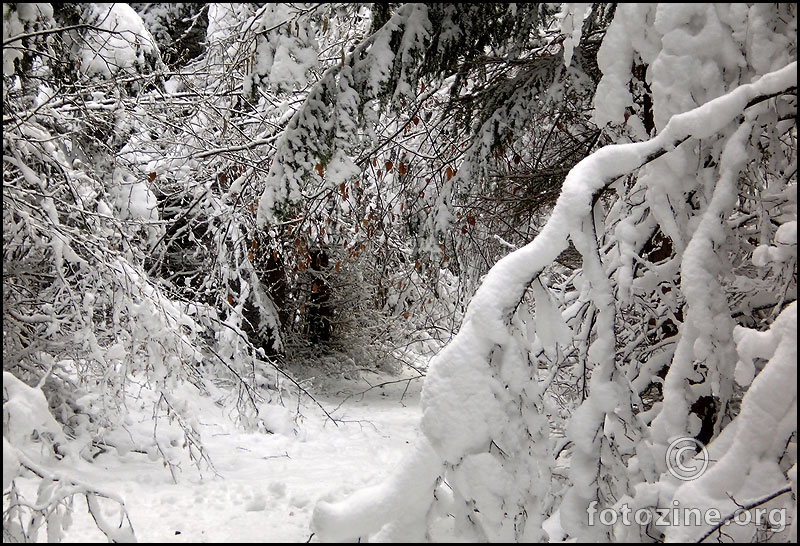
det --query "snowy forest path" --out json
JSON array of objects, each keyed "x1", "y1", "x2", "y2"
[{"x1": 51, "y1": 373, "x2": 423, "y2": 543}]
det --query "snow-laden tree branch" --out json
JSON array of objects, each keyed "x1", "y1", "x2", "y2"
[{"x1": 312, "y1": 59, "x2": 796, "y2": 542}]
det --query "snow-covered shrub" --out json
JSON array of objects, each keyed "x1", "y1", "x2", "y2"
[
  {"x1": 3, "y1": 372, "x2": 136, "y2": 542},
  {"x1": 2, "y1": 4, "x2": 294, "y2": 541}
]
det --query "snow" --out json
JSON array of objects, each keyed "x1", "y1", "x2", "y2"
[
  {"x1": 3, "y1": 372, "x2": 66, "y2": 459},
  {"x1": 557, "y1": 3, "x2": 591, "y2": 68},
  {"x1": 311, "y1": 435, "x2": 440, "y2": 542},
  {"x1": 666, "y1": 302, "x2": 797, "y2": 542},
  {"x1": 110, "y1": 167, "x2": 159, "y2": 222},
  {"x1": 531, "y1": 278, "x2": 573, "y2": 358},
  {"x1": 3, "y1": 437, "x2": 20, "y2": 492},
  {"x1": 754, "y1": 219, "x2": 798, "y2": 266},
  {"x1": 3, "y1": 4, "x2": 53, "y2": 78},
  {"x1": 246, "y1": 4, "x2": 320, "y2": 94},
  {"x1": 332, "y1": 56, "x2": 799, "y2": 542},
  {"x1": 592, "y1": 4, "x2": 650, "y2": 127},
  {"x1": 4, "y1": 3, "x2": 796, "y2": 543},
  {"x1": 80, "y1": 4, "x2": 160, "y2": 78},
  {"x1": 8, "y1": 371, "x2": 424, "y2": 543}
]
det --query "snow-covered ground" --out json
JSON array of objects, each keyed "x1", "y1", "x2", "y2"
[{"x1": 30, "y1": 370, "x2": 425, "y2": 543}]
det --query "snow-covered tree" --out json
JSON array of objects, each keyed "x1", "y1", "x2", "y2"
[
  {"x1": 310, "y1": 3, "x2": 797, "y2": 542},
  {"x1": 3, "y1": 4, "x2": 294, "y2": 541}
]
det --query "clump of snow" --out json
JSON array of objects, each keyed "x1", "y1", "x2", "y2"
[
  {"x1": 244, "y1": 493, "x2": 267, "y2": 512},
  {"x1": 258, "y1": 403, "x2": 296, "y2": 436},
  {"x1": 3, "y1": 372, "x2": 66, "y2": 454},
  {"x1": 110, "y1": 167, "x2": 159, "y2": 221},
  {"x1": 243, "y1": 4, "x2": 320, "y2": 96},
  {"x1": 593, "y1": 4, "x2": 656, "y2": 127},
  {"x1": 324, "y1": 149, "x2": 361, "y2": 187},
  {"x1": 753, "y1": 219, "x2": 797, "y2": 266},
  {"x1": 2, "y1": 437, "x2": 20, "y2": 492},
  {"x1": 2, "y1": 4, "x2": 54, "y2": 78},
  {"x1": 557, "y1": 3, "x2": 591, "y2": 68},
  {"x1": 80, "y1": 4, "x2": 161, "y2": 79}
]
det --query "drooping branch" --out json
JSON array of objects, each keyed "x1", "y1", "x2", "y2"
[
  {"x1": 5, "y1": 441, "x2": 137, "y2": 543},
  {"x1": 465, "y1": 62, "x2": 796, "y2": 328},
  {"x1": 419, "y1": 59, "x2": 796, "y2": 538}
]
